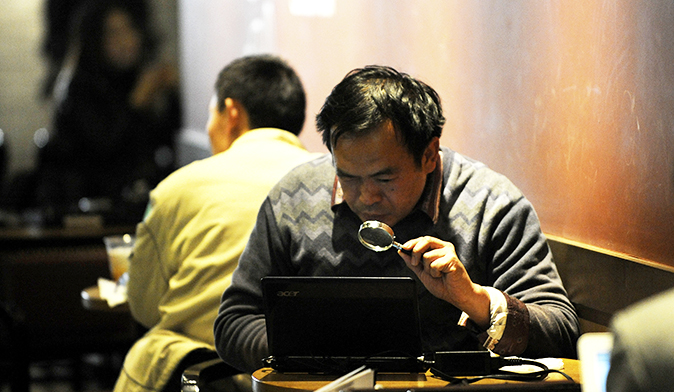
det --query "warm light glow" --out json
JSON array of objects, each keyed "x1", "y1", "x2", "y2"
[
  {"x1": 273, "y1": 0, "x2": 674, "y2": 267},
  {"x1": 180, "y1": 0, "x2": 674, "y2": 268},
  {"x1": 288, "y1": 0, "x2": 335, "y2": 17}
]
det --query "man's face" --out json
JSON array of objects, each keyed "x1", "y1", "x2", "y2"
[
  {"x1": 206, "y1": 95, "x2": 226, "y2": 154},
  {"x1": 332, "y1": 122, "x2": 438, "y2": 227}
]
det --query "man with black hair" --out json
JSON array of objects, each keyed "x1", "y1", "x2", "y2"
[
  {"x1": 215, "y1": 65, "x2": 579, "y2": 373},
  {"x1": 115, "y1": 54, "x2": 317, "y2": 392}
]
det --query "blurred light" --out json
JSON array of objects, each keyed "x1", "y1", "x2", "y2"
[
  {"x1": 0, "y1": 129, "x2": 4, "y2": 147},
  {"x1": 289, "y1": 0, "x2": 335, "y2": 17},
  {"x1": 79, "y1": 197, "x2": 92, "y2": 212},
  {"x1": 34, "y1": 128, "x2": 50, "y2": 148},
  {"x1": 154, "y1": 145, "x2": 175, "y2": 168}
]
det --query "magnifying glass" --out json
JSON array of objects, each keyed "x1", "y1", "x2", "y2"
[{"x1": 358, "y1": 220, "x2": 412, "y2": 255}]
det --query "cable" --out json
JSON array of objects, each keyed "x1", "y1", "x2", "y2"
[{"x1": 429, "y1": 353, "x2": 576, "y2": 384}]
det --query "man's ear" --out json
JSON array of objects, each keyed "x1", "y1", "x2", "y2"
[
  {"x1": 223, "y1": 98, "x2": 239, "y2": 126},
  {"x1": 224, "y1": 98, "x2": 249, "y2": 132},
  {"x1": 209, "y1": 97, "x2": 251, "y2": 154},
  {"x1": 422, "y1": 137, "x2": 440, "y2": 174}
]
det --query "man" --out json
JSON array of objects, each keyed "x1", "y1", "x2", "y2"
[
  {"x1": 214, "y1": 65, "x2": 579, "y2": 373},
  {"x1": 114, "y1": 54, "x2": 317, "y2": 392},
  {"x1": 606, "y1": 287, "x2": 674, "y2": 392}
]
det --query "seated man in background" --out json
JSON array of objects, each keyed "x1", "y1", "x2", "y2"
[
  {"x1": 214, "y1": 65, "x2": 580, "y2": 373},
  {"x1": 606, "y1": 287, "x2": 674, "y2": 392},
  {"x1": 114, "y1": 54, "x2": 318, "y2": 392}
]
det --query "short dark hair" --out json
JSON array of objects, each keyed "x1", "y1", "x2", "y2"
[
  {"x1": 214, "y1": 55, "x2": 306, "y2": 135},
  {"x1": 316, "y1": 65, "x2": 445, "y2": 164}
]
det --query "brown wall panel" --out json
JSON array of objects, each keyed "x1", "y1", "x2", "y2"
[{"x1": 180, "y1": 0, "x2": 674, "y2": 268}]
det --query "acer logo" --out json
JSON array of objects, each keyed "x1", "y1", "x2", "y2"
[{"x1": 276, "y1": 291, "x2": 300, "y2": 297}]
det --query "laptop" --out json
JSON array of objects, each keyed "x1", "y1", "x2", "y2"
[
  {"x1": 261, "y1": 276, "x2": 426, "y2": 373},
  {"x1": 577, "y1": 332, "x2": 613, "y2": 392}
]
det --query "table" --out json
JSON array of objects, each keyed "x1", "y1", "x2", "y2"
[
  {"x1": 81, "y1": 285, "x2": 129, "y2": 312},
  {"x1": 0, "y1": 224, "x2": 135, "y2": 249},
  {"x1": 0, "y1": 223, "x2": 139, "y2": 391},
  {"x1": 251, "y1": 359, "x2": 580, "y2": 392}
]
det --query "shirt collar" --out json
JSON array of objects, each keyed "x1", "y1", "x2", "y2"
[{"x1": 331, "y1": 151, "x2": 443, "y2": 223}]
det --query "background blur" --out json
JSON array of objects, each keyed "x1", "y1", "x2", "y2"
[{"x1": 2, "y1": 0, "x2": 673, "y2": 270}]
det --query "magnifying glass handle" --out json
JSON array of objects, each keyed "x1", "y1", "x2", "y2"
[{"x1": 392, "y1": 241, "x2": 412, "y2": 255}]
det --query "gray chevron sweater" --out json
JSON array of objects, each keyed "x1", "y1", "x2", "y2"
[{"x1": 215, "y1": 147, "x2": 579, "y2": 373}]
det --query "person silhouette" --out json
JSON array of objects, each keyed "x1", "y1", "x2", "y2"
[{"x1": 34, "y1": 0, "x2": 181, "y2": 224}]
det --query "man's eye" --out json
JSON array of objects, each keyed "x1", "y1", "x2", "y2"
[{"x1": 376, "y1": 177, "x2": 394, "y2": 183}]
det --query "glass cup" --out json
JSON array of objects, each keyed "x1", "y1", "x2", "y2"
[{"x1": 103, "y1": 234, "x2": 136, "y2": 282}]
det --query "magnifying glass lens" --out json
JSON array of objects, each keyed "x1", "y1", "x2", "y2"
[
  {"x1": 359, "y1": 226, "x2": 395, "y2": 251},
  {"x1": 358, "y1": 220, "x2": 410, "y2": 254}
]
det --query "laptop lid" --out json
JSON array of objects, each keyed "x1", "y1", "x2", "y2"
[{"x1": 261, "y1": 276, "x2": 424, "y2": 373}]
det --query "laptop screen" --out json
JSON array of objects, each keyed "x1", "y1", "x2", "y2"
[
  {"x1": 261, "y1": 276, "x2": 424, "y2": 372},
  {"x1": 577, "y1": 332, "x2": 613, "y2": 392}
]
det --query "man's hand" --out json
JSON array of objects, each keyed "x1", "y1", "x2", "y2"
[{"x1": 399, "y1": 236, "x2": 491, "y2": 328}]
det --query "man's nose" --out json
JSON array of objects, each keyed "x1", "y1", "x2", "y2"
[{"x1": 358, "y1": 181, "x2": 382, "y2": 206}]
